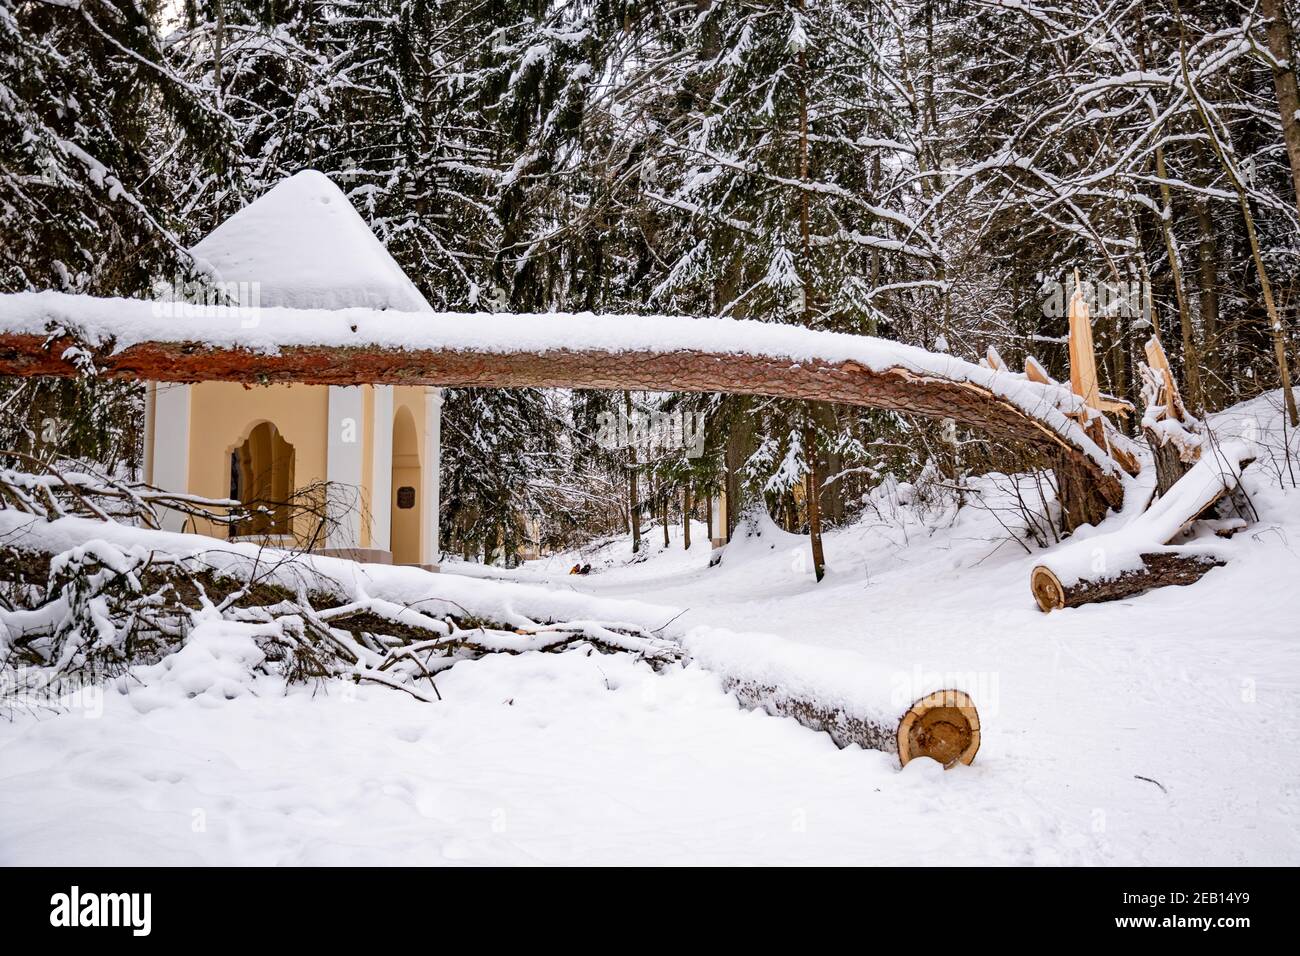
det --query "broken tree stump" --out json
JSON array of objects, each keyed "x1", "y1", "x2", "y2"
[{"x1": 1140, "y1": 337, "x2": 1204, "y2": 498}]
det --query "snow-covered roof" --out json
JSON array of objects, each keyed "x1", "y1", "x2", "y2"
[{"x1": 190, "y1": 170, "x2": 432, "y2": 313}]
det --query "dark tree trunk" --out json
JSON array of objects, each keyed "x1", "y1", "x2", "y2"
[
  {"x1": 1263, "y1": 0, "x2": 1300, "y2": 217},
  {"x1": 625, "y1": 391, "x2": 640, "y2": 554},
  {"x1": 803, "y1": 427, "x2": 826, "y2": 582},
  {"x1": 683, "y1": 482, "x2": 692, "y2": 550}
]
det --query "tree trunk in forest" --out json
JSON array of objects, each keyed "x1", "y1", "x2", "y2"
[
  {"x1": 1155, "y1": 146, "x2": 1203, "y2": 411},
  {"x1": 705, "y1": 492, "x2": 713, "y2": 543},
  {"x1": 1263, "y1": 0, "x2": 1300, "y2": 218},
  {"x1": 1141, "y1": 337, "x2": 1200, "y2": 496},
  {"x1": 1144, "y1": 429, "x2": 1193, "y2": 498},
  {"x1": 213, "y1": 1, "x2": 225, "y2": 107},
  {"x1": 1194, "y1": 196, "x2": 1221, "y2": 408},
  {"x1": 813, "y1": 403, "x2": 843, "y2": 525},
  {"x1": 724, "y1": 399, "x2": 754, "y2": 541},
  {"x1": 683, "y1": 482, "x2": 692, "y2": 549},
  {"x1": 663, "y1": 493, "x2": 670, "y2": 548},
  {"x1": 625, "y1": 391, "x2": 640, "y2": 554},
  {"x1": 803, "y1": 428, "x2": 826, "y2": 582},
  {"x1": 1174, "y1": 0, "x2": 1299, "y2": 425},
  {"x1": 795, "y1": 14, "x2": 827, "y2": 578},
  {"x1": 1053, "y1": 453, "x2": 1113, "y2": 530}
]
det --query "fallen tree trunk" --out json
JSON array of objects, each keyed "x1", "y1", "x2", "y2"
[
  {"x1": 724, "y1": 678, "x2": 980, "y2": 768},
  {"x1": 1030, "y1": 552, "x2": 1226, "y2": 612},
  {"x1": 1031, "y1": 438, "x2": 1255, "y2": 612},
  {"x1": 0, "y1": 291, "x2": 1129, "y2": 529},
  {"x1": 0, "y1": 513, "x2": 679, "y2": 703},
  {"x1": 684, "y1": 626, "x2": 981, "y2": 768},
  {"x1": 2, "y1": 510, "x2": 974, "y2": 769}
]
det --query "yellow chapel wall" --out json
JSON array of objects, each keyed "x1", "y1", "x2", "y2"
[{"x1": 185, "y1": 381, "x2": 330, "y2": 542}]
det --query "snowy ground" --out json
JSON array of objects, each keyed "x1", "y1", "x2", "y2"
[{"x1": 2, "y1": 392, "x2": 1298, "y2": 865}]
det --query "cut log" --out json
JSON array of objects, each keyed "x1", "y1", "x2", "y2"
[
  {"x1": 4, "y1": 510, "x2": 979, "y2": 772},
  {"x1": 1144, "y1": 425, "x2": 1194, "y2": 498},
  {"x1": 723, "y1": 678, "x2": 980, "y2": 769},
  {"x1": 897, "y1": 689, "x2": 981, "y2": 768},
  {"x1": 1030, "y1": 553, "x2": 1226, "y2": 612}
]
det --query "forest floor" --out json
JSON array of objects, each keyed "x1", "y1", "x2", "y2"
[{"x1": 1, "y1": 392, "x2": 1297, "y2": 865}]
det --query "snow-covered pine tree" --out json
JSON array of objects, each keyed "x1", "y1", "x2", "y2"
[
  {"x1": 0, "y1": 0, "x2": 236, "y2": 469},
  {"x1": 597, "y1": 1, "x2": 943, "y2": 570}
]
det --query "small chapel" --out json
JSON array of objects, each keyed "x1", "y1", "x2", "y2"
[{"x1": 142, "y1": 170, "x2": 442, "y2": 567}]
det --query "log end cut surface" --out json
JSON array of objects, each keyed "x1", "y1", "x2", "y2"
[
  {"x1": 1031, "y1": 565, "x2": 1067, "y2": 612},
  {"x1": 897, "y1": 689, "x2": 980, "y2": 769}
]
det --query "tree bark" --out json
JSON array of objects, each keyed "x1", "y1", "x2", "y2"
[
  {"x1": 1155, "y1": 145, "x2": 1202, "y2": 410},
  {"x1": 1263, "y1": 0, "x2": 1300, "y2": 217},
  {"x1": 1143, "y1": 426, "x2": 1193, "y2": 498},
  {"x1": 724, "y1": 678, "x2": 979, "y2": 768},
  {"x1": 662, "y1": 492, "x2": 670, "y2": 548}
]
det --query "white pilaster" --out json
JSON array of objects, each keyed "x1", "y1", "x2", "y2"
[
  {"x1": 143, "y1": 382, "x2": 156, "y2": 486},
  {"x1": 369, "y1": 385, "x2": 394, "y2": 552},
  {"x1": 326, "y1": 385, "x2": 365, "y2": 549},
  {"x1": 150, "y1": 382, "x2": 191, "y2": 532}
]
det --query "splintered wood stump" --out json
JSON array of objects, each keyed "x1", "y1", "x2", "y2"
[
  {"x1": 1140, "y1": 338, "x2": 1203, "y2": 496},
  {"x1": 1144, "y1": 426, "x2": 1193, "y2": 498},
  {"x1": 1030, "y1": 553, "x2": 1226, "y2": 612},
  {"x1": 722, "y1": 678, "x2": 980, "y2": 769}
]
